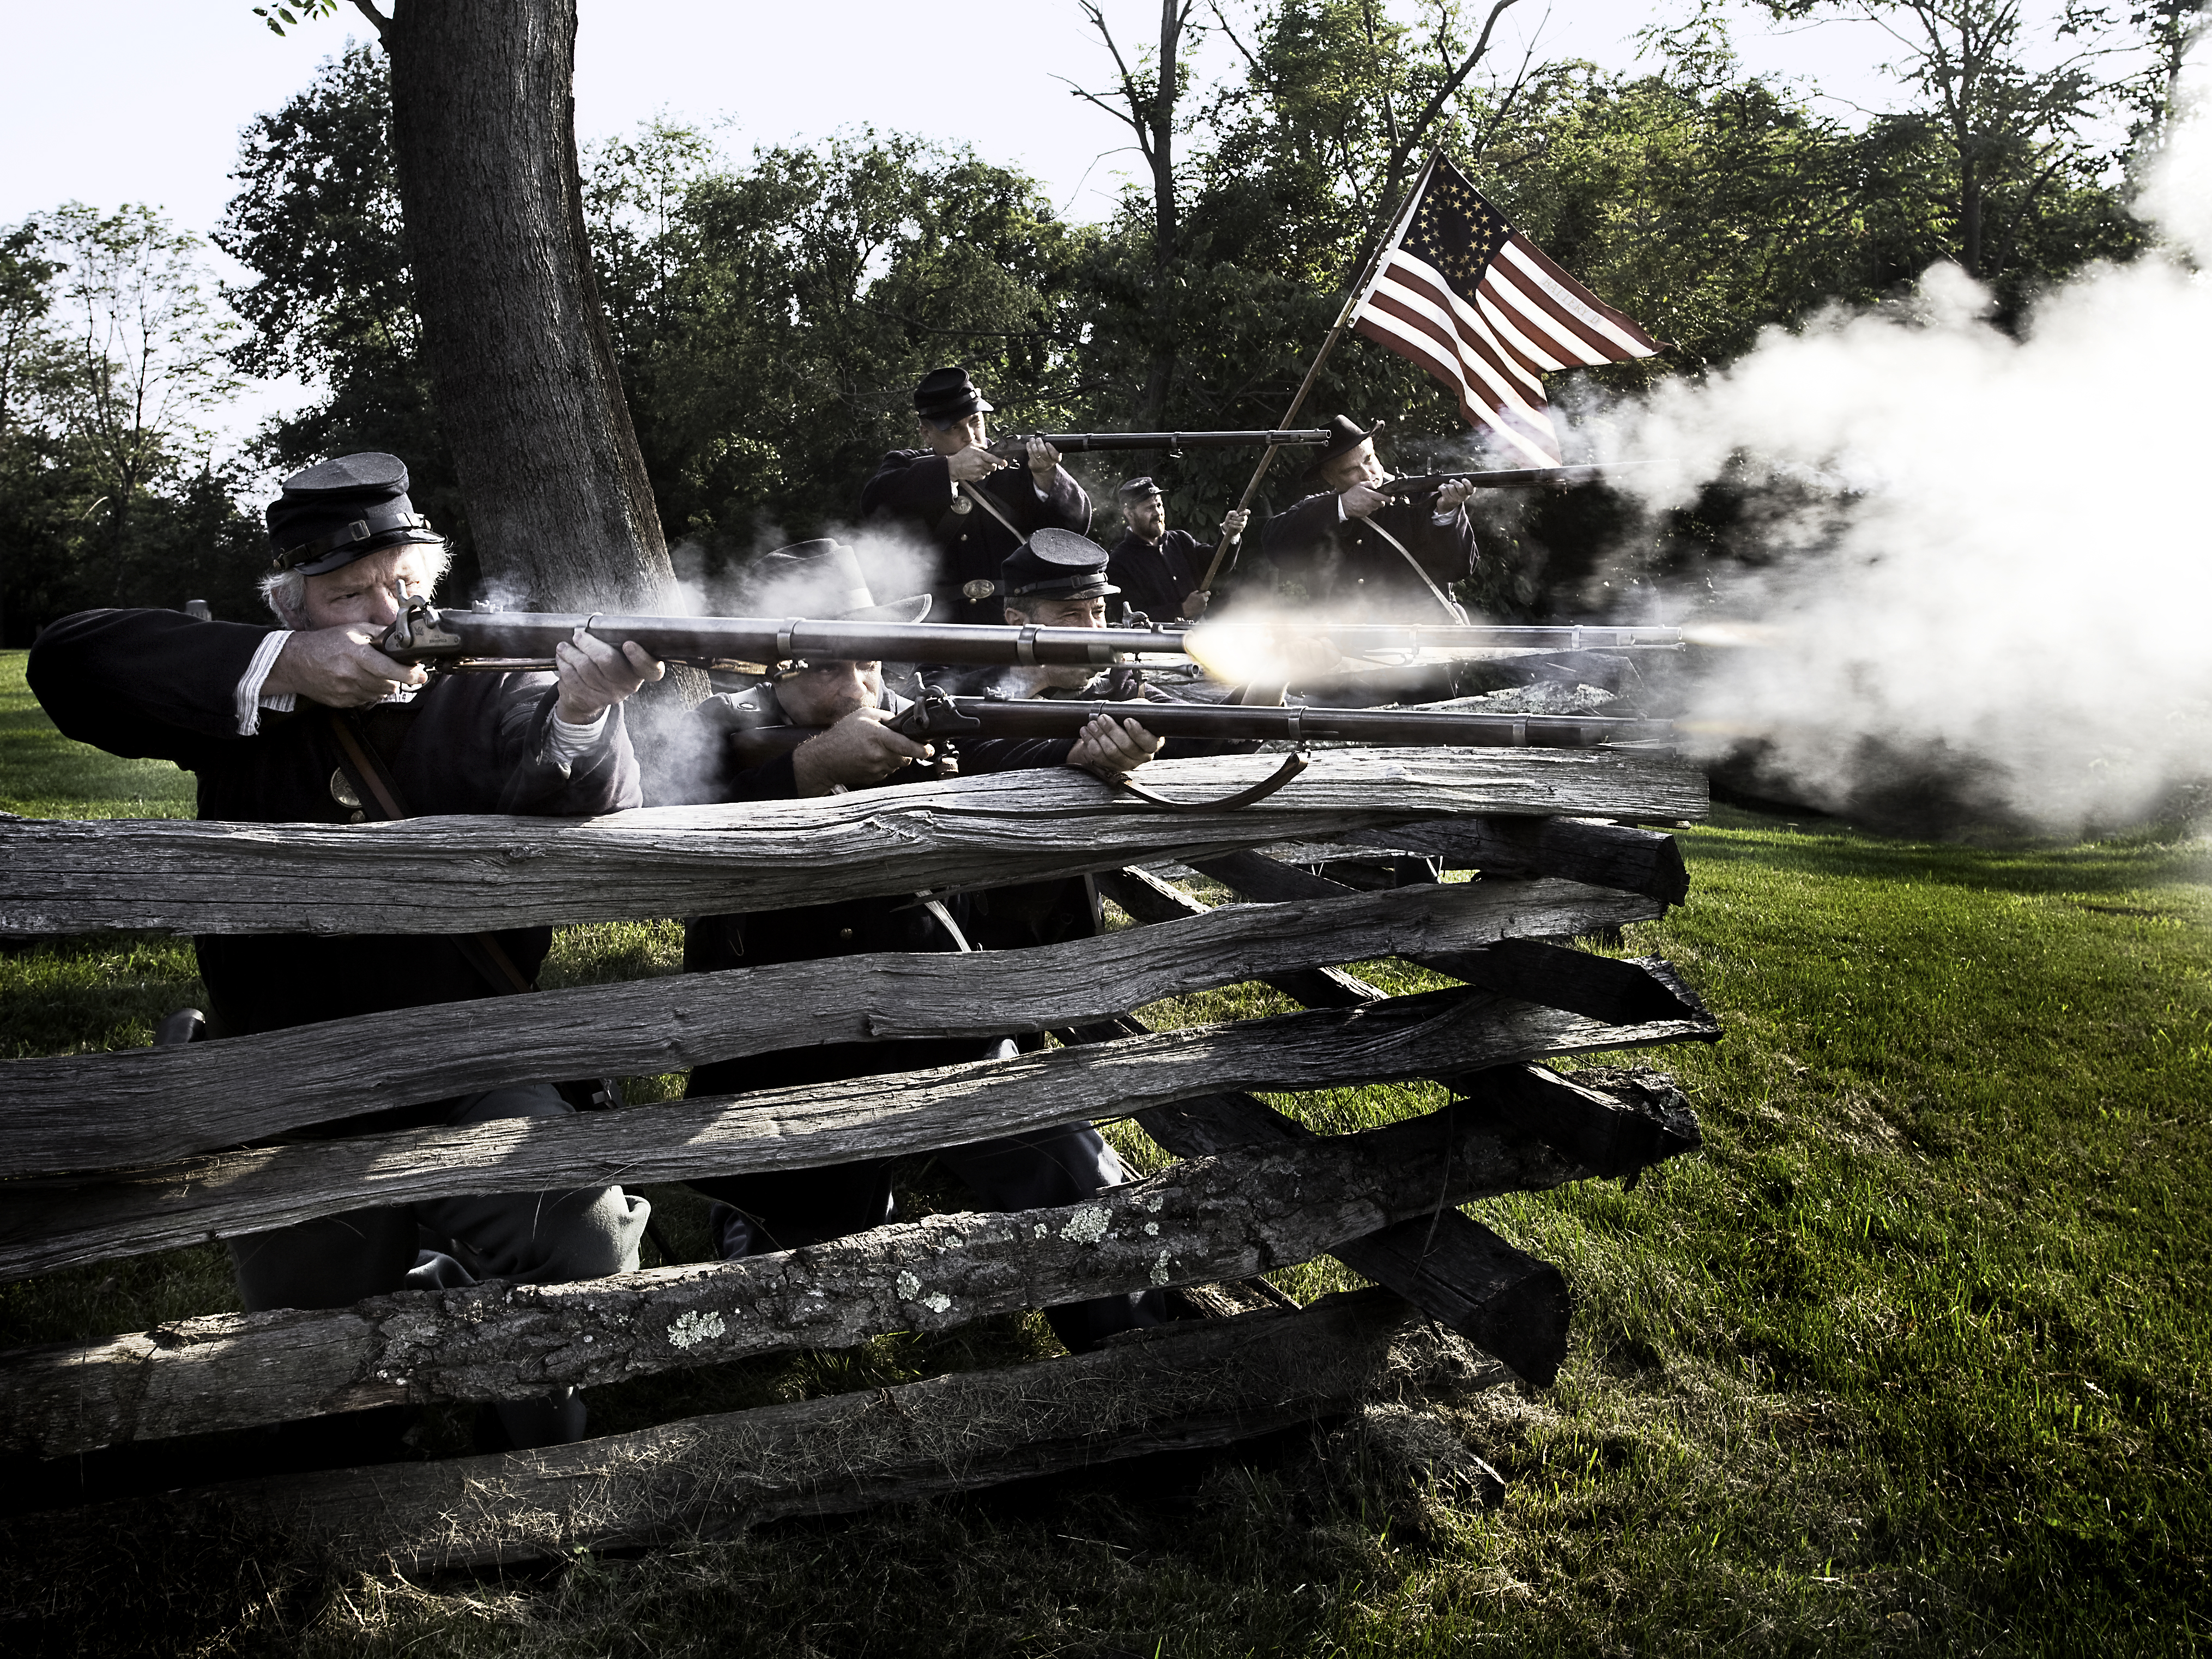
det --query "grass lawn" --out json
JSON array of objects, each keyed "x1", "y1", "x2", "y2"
[{"x1": 0, "y1": 646, "x2": 2205, "y2": 1655}]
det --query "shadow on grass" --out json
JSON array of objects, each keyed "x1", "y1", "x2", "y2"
[{"x1": 1685, "y1": 814, "x2": 2212, "y2": 903}]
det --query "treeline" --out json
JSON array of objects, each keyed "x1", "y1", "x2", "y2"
[{"x1": 1, "y1": 0, "x2": 2193, "y2": 640}]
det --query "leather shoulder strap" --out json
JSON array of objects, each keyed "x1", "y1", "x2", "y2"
[{"x1": 324, "y1": 707, "x2": 538, "y2": 996}]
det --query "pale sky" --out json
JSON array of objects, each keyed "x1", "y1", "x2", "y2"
[{"x1": 0, "y1": 0, "x2": 1991, "y2": 469}]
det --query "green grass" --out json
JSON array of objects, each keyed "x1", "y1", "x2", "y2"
[
  {"x1": 0, "y1": 649, "x2": 197, "y2": 820},
  {"x1": 1, "y1": 659, "x2": 2206, "y2": 1655}
]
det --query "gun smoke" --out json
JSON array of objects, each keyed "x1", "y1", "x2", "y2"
[{"x1": 1563, "y1": 41, "x2": 2212, "y2": 836}]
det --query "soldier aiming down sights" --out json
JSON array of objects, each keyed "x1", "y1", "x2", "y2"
[
  {"x1": 25, "y1": 452, "x2": 663, "y2": 1451},
  {"x1": 1261, "y1": 415, "x2": 1481, "y2": 621},
  {"x1": 860, "y1": 366, "x2": 1092, "y2": 628},
  {"x1": 672, "y1": 538, "x2": 1171, "y2": 1351}
]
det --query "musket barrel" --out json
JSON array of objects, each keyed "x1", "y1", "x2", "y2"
[
  {"x1": 992, "y1": 429, "x2": 1334, "y2": 454},
  {"x1": 930, "y1": 699, "x2": 1671, "y2": 748},
  {"x1": 389, "y1": 609, "x2": 1685, "y2": 668},
  {"x1": 418, "y1": 613, "x2": 1190, "y2": 668},
  {"x1": 1381, "y1": 461, "x2": 1663, "y2": 495}
]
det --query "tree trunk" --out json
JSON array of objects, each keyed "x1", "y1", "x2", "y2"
[
  {"x1": 383, "y1": 0, "x2": 677, "y2": 617},
  {"x1": 1144, "y1": 0, "x2": 1185, "y2": 428}
]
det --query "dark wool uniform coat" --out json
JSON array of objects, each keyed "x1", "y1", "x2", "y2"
[
  {"x1": 675, "y1": 681, "x2": 1089, "y2": 1023},
  {"x1": 1105, "y1": 527, "x2": 1206, "y2": 625},
  {"x1": 28, "y1": 610, "x2": 640, "y2": 1111},
  {"x1": 1260, "y1": 489, "x2": 1479, "y2": 617},
  {"x1": 859, "y1": 450, "x2": 1091, "y2": 626}
]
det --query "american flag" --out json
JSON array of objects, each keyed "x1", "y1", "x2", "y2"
[{"x1": 1350, "y1": 154, "x2": 1660, "y2": 468}]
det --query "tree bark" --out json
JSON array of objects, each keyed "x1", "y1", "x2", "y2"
[
  {"x1": 383, "y1": 0, "x2": 676, "y2": 617},
  {"x1": 0, "y1": 1078, "x2": 1703, "y2": 1457},
  {"x1": 0, "y1": 747, "x2": 1711, "y2": 937}
]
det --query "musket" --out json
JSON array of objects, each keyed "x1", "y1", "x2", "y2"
[
  {"x1": 722, "y1": 687, "x2": 1672, "y2": 771},
  {"x1": 377, "y1": 595, "x2": 1687, "y2": 673},
  {"x1": 984, "y1": 429, "x2": 1332, "y2": 460},
  {"x1": 1379, "y1": 461, "x2": 1664, "y2": 498}
]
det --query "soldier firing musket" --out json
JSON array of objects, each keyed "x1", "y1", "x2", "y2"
[
  {"x1": 1260, "y1": 415, "x2": 1482, "y2": 622},
  {"x1": 719, "y1": 686, "x2": 1672, "y2": 771},
  {"x1": 373, "y1": 592, "x2": 1688, "y2": 677},
  {"x1": 1189, "y1": 152, "x2": 1666, "y2": 615},
  {"x1": 859, "y1": 366, "x2": 1093, "y2": 628}
]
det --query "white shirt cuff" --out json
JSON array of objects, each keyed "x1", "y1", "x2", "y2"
[
  {"x1": 235, "y1": 630, "x2": 293, "y2": 735},
  {"x1": 543, "y1": 710, "x2": 609, "y2": 765}
]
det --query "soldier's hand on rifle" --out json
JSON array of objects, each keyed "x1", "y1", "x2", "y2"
[
  {"x1": 947, "y1": 445, "x2": 1006, "y2": 485},
  {"x1": 265, "y1": 625, "x2": 428, "y2": 709},
  {"x1": 1068, "y1": 713, "x2": 1161, "y2": 783},
  {"x1": 555, "y1": 628, "x2": 665, "y2": 724},
  {"x1": 1026, "y1": 437, "x2": 1062, "y2": 482},
  {"x1": 1434, "y1": 479, "x2": 1474, "y2": 511},
  {"x1": 1341, "y1": 481, "x2": 1390, "y2": 519},
  {"x1": 793, "y1": 706, "x2": 933, "y2": 797}
]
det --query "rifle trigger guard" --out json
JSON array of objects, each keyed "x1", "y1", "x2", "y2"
[{"x1": 1117, "y1": 749, "x2": 1309, "y2": 814}]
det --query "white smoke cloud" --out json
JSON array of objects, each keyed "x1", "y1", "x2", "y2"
[
  {"x1": 665, "y1": 524, "x2": 940, "y2": 622},
  {"x1": 1584, "y1": 41, "x2": 2212, "y2": 832}
]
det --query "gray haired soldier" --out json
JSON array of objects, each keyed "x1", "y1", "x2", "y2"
[{"x1": 27, "y1": 452, "x2": 661, "y2": 1448}]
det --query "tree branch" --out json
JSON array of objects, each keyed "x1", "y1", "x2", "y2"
[
  {"x1": 349, "y1": 0, "x2": 391, "y2": 41},
  {"x1": 1389, "y1": 0, "x2": 1521, "y2": 183}
]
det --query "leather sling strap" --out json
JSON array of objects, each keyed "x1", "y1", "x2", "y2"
[
  {"x1": 323, "y1": 710, "x2": 679, "y2": 1257},
  {"x1": 959, "y1": 479, "x2": 1032, "y2": 547},
  {"x1": 325, "y1": 710, "x2": 538, "y2": 995},
  {"x1": 1355, "y1": 512, "x2": 1468, "y2": 622}
]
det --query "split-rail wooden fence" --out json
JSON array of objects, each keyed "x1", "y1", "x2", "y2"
[{"x1": 0, "y1": 743, "x2": 1718, "y2": 1573}]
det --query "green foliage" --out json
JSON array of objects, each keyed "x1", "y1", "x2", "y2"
[
  {"x1": 0, "y1": 207, "x2": 264, "y2": 639},
  {"x1": 1751, "y1": 0, "x2": 2150, "y2": 308},
  {"x1": 585, "y1": 126, "x2": 1093, "y2": 566},
  {"x1": 215, "y1": 41, "x2": 474, "y2": 592}
]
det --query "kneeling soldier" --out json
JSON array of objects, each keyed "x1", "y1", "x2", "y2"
[
  {"x1": 673, "y1": 538, "x2": 1167, "y2": 1351},
  {"x1": 28, "y1": 453, "x2": 661, "y2": 1447}
]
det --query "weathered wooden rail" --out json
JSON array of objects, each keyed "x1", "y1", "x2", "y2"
[
  {"x1": 0, "y1": 744, "x2": 1718, "y2": 1561},
  {"x1": 0, "y1": 746, "x2": 1704, "y2": 934}
]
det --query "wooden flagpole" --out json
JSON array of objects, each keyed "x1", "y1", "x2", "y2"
[{"x1": 1193, "y1": 153, "x2": 1443, "y2": 602}]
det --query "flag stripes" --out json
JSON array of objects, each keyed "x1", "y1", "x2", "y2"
[{"x1": 1350, "y1": 155, "x2": 1659, "y2": 465}]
